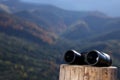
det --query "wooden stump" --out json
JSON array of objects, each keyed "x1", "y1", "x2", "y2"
[{"x1": 59, "y1": 64, "x2": 117, "y2": 80}]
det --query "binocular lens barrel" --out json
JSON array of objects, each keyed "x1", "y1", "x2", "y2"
[
  {"x1": 64, "y1": 50, "x2": 76, "y2": 63},
  {"x1": 64, "y1": 50, "x2": 86, "y2": 65},
  {"x1": 85, "y1": 50, "x2": 112, "y2": 67}
]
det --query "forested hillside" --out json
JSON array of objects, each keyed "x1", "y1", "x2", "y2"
[{"x1": 0, "y1": 0, "x2": 120, "y2": 80}]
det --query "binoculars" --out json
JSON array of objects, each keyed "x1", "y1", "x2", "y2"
[{"x1": 64, "y1": 50, "x2": 112, "y2": 67}]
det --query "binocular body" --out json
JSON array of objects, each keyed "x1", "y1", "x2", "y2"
[{"x1": 64, "y1": 50, "x2": 112, "y2": 67}]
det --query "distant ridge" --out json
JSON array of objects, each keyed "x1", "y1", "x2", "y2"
[
  {"x1": 0, "y1": 1, "x2": 120, "y2": 80},
  {"x1": 0, "y1": 4, "x2": 11, "y2": 13}
]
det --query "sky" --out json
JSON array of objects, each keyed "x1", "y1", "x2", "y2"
[{"x1": 21, "y1": 0, "x2": 120, "y2": 17}]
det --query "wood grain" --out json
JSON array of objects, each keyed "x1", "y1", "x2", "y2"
[{"x1": 59, "y1": 64, "x2": 117, "y2": 80}]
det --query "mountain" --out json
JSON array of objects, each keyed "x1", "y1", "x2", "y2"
[
  {"x1": 61, "y1": 13, "x2": 120, "y2": 41},
  {"x1": 0, "y1": 4, "x2": 11, "y2": 13},
  {"x1": 0, "y1": 9, "x2": 67, "y2": 80},
  {"x1": 15, "y1": 6, "x2": 110, "y2": 35},
  {"x1": 90, "y1": 30, "x2": 120, "y2": 42},
  {"x1": 0, "y1": 0, "x2": 120, "y2": 80},
  {"x1": 62, "y1": 20, "x2": 91, "y2": 40},
  {"x1": 15, "y1": 8, "x2": 67, "y2": 34},
  {"x1": 0, "y1": 12, "x2": 57, "y2": 44}
]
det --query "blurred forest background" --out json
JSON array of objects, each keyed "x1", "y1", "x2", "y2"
[{"x1": 0, "y1": 0, "x2": 120, "y2": 80}]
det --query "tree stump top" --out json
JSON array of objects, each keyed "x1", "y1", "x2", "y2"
[
  {"x1": 61, "y1": 64, "x2": 117, "y2": 68},
  {"x1": 59, "y1": 64, "x2": 117, "y2": 80}
]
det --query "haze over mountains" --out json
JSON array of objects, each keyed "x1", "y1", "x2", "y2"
[
  {"x1": 0, "y1": 0, "x2": 120, "y2": 80},
  {"x1": 21, "y1": 0, "x2": 120, "y2": 17}
]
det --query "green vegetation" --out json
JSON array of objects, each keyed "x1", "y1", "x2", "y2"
[
  {"x1": 0, "y1": 0, "x2": 120, "y2": 80},
  {"x1": 0, "y1": 33, "x2": 60, "y2": 80}
]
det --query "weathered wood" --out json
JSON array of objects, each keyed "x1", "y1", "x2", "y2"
[{"x1": 59, "y1": 64, "x2": 117, "y2": 80}]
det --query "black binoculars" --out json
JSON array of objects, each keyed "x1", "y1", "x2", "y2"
[{"x1": 64, "y1": 50, "x2": 112, "y2": 67}]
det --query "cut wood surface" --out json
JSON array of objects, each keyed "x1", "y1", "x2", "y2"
[{"x1": 59, "y1": 64, "x2": 117, "y2": 80}]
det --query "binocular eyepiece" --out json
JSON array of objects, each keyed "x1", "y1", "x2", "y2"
[
  {"x1": 64, "y1": 50, "x2": 87, "y2": 65},
  {"x1": 64, "y1": 50, "x2": 112, "y2": 67}
]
